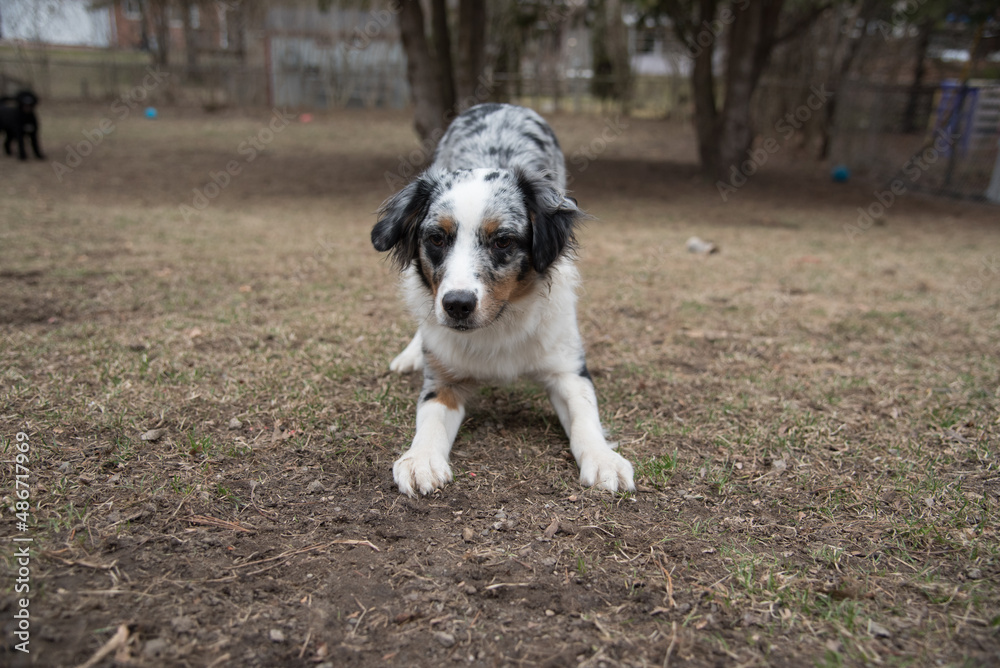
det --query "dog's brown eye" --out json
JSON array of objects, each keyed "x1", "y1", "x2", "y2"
[
  {"x1": 428, "y1": 234, "x2": 445, "y2": 247},
  {"x1": 494, "y1": 237, "x2": 512, "y2": 250}
]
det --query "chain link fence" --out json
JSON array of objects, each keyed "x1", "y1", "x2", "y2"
[
  {"x1": 0, "y1": 50, "x2": 682, "y2": 117},
  {"x1": 0, "y1": 52, "x2": 267, "y2": 108},
  {"x1": 4, "y1": 46, "x2": 998, "y2": 202},
  {"x1": 830, "y1": 80, "x2": 1000, "y2": 202}
]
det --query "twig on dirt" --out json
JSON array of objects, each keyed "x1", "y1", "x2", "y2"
[
  {"x1": 45, "y1": 554, "x2": 118, "y2": 570},
  {"x1": 428, "y1": 614, "x2": 454, "y2": 626},
  {"x1": 206, "y1": 654, "x2": 231, "y2": 668},
  {"x1": 706, "y1": 573, "x2": 732, "y2": 592},
  {"x1": 616, "y1": 547, "x2": 642, "y2": 562},
  {"x1": 170, "y1": 488, "x2": 196, "y2": 519},
  {"x1": 251, "y1": 503, "x2": 279, "y2": 520},
  {"x1": 589, "y1": 616, "x2": 614, "y2": 640},
  {"x1": 349, "y1": 596, "x2": 369, "y2": 638},
  {"x1": 663, "y1": 621, "x2": 677, "y2": 668},
  {"x1": 579, "y1": 647, "x2": 611, "y2": 667},
  {"x1": 75, "y1": 623, "x2": 129, "y2": 668},
  {"x1": 249, "y1": 427, "x2": 268, "y2": 446},
  {"x1": 249, "y1": 484, "x2": 279, "y2": 520},
  {"x1": 889, "y1": 555, "x2": 919, "y2": 572},
  {"x1": 186, "y1": 514, "x2": 254, "y2": 533},
  {"x1": 333, "y1": 539, "x2": 380, "y2": 552},
  {"x1": 579, "y1": 524, "x2": 616, "y2": 538},
  {"x1": 107, "y1": 509, "x2": 149, "y2": 528},
  {"x1": 483, "y1": 582, "x2": 533, "y2": 591},
  {"x1": 76, "y1": 589, "x2": 157, "y2": 597},
  {"x1": 222, "y1": 539, "x2": 376, "y2": 579},
  {"x1": 298, "y1": 630, "x2": 312, "y2": 659},
  {"x1": 655, "y1": 558, "x2": 677, "y2": 608},
  {"x1": 612, "y1": 405, "x2": 639, "y2": 420},
  {"x1": 231, "y1": 543, "x2": 331, "y2": 570}
]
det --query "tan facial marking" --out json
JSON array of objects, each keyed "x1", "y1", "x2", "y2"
[
  {"x1": 438, "y1": 217, "x2": 455, "y2": 236},
  {"x1": 420, "y1": 256, "x2": 438, "y2": 297},
  {"x1": 482, "y1": 218, "x2": 502, "y2": 238},
  {"x1": 487, "y1": 266, "x2": 538, "y2": 307}
]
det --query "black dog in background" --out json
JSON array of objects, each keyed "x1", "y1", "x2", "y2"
[{"x1": 0, "y1": 90, "x2": 45, "y2": 161}]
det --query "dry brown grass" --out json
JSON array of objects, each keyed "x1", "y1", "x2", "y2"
[{"x1": 1, "y1": 105, "x2": 998, "y2": 667}]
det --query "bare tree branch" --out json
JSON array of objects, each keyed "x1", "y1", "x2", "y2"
[{"x1": 774, "y1": 1, "x2": 834, "y2": 46}]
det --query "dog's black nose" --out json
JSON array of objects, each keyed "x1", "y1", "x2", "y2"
[{"x1": 442, "y1": 290, "x2": 477, "y2": 321}]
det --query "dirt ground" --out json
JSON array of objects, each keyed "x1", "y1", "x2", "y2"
[{"x1": 1, "y1": 104, "x2": 998, "y2": 667}]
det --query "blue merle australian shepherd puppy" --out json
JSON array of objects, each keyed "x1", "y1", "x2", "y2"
[{"x1": 372, "y1": 103, "x2": 635, "y2": 497}]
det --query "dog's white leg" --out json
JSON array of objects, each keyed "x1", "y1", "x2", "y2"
[
  {"x1": 546, "y1": 372, "x2": 635, "y2": 492},
  {"x1": 548, "y1": 387, "x2": 572, "y2": 438},
  {"x1": 393, "y1": 384, "x2": 465, "y2": 497},
  {"x1": 390, "y1": 331, "x2": 424, "y2": 374}
]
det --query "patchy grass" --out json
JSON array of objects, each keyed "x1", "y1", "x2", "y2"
[{"x1": 0, "y1": 105, "x2": 998, "y2": 667}]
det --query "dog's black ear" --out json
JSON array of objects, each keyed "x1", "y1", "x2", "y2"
[
  {"x1": 16, "y1": 91, "x2": 37, "y2": 107},
  {"x1": 372, "y1": 173, "x2": 438, "y2": 271},
  {"x1": 516, "y1": 169, "x2": 581, "y2": 273}
]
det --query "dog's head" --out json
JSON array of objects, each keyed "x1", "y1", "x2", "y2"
[
  {"x1": 15, "y1": 90, "x2": 38, "y2": 112},
  {"x1": 373, "y1": 168, "x2": 580, "y2": 331}
]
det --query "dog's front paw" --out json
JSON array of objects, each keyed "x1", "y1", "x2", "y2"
[
  {"x1": 389, "y1": 345, "x2": 424, "y2": 374},
  {"x1": 578, "y1": 449, "x2": 635, "y2": 493},
  {"x1": 393, "y1": 450, "x2": 452, "y2": 497}
]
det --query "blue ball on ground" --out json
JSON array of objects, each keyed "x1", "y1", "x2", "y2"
[
  {"x1": 831, "y1": 165, "x2": 850, "y2": 182},
  {"x1": 145, "y1": 107, "x2": 158, "y2": 119}
]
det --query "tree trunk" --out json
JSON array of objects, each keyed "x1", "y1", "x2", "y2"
[
  {"x1": 902, "y1": 18, "x2": 933, "y2": 134},
  {"x1": 590, "y1": 0, "x2": 615, "y2": 101},
  {"x1": 137, "y1": 0, "x2": 150, "y2": 52},
  {"x1": 181, "y1": 0, "x2": 199, "y2": 74},
  {"x1": 151, "y1": 0, "x2": 170, "y2": 66},
  {"x1": 677, "y1": 0, "x2": 831, "y2": 178},
  {"x1": 716, "y1": 0, "x2": 784, "y2": 175},
  {"x1": 430, "y1": 0, "x2": 456, "y2": 116},
  {"x1": 398, "y1": 0, "x2": 447, "y2": 143},
  {"x1": 456, "y1": 0, "x2": 486, "y2": 108},
  {"x1": 230, "y1": 0, "x2": 246, "y2": 64},
  {"x1": 819, "y1": 0, "x2": 877, "y2": 158},
  {"x1": 606, "y1": 0, "x2": 631, "y2": 113},
  {"x1": 689, "y1": 0, "x2": 719, "y2": 175}
]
